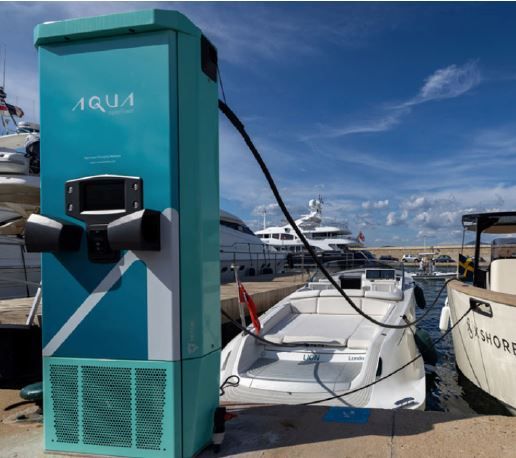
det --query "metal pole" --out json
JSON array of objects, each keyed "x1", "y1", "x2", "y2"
[
  {"x1": 473, "y1": 222, "x2": 482, "y2": 287},
  {"x1": 232, "y1": 264, "x2": 246, "y2": 335},
  {"x1": 20, "y1": 242, "x2": 30, "y2": 297},
  {"x1": 26, "y1": 284, "x2": 42, "y2": 326}
]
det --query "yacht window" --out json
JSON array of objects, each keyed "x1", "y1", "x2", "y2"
[
  {"x1": 220, "y1": 219, "x2": 255, "y2": 235},
  {"x1": 280, "y1": 233, "x2": 294, "y2": 240},
  {"x1": 272, "y1": 233, "x2": 280, "y2": 239}
]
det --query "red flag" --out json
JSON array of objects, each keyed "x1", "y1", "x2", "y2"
[
  {"x1": 0, "y1": 99, "x2": 8, "y2": 114},
  {"x1": 238, "y1": 282, "x2": 261, "y2": 334},
  {"x1": 358, "y1": 231, "x2": 365, "y2": 242}
]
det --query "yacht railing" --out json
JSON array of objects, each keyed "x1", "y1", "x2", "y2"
[{"x1": 0, "y1": 238, "x2": 40, "y2": 298}]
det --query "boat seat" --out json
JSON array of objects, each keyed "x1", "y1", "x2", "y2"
[
  {"x1": 490, "y1": 259, "x2": 516, "y2": 294},
  {"x1": 347, "y1": 321, "x2": 382, "y2": 350},
  {"x1": 290, "y1": 290, "x2": 321, "y2": 300},
  {"x1": 282, "y1": 335, "x2": 347, "y2": 346},
  {"x1": 289, "y1": 290, "x2": 320, "y2": 314},
  {"x1": 264, "y1": 314, "x2": 363, "y2": 348},
  {"x1": 364, "y1": 288, "x2": 402, "y2": 301},
  {"x1": 361, "y1": 299, "x2": 393, "y2": 317},
  {"x1": 264, "y1": 334, "x2": 284, "y2": 344},
  {"x1": 319, "y1": 289, "x2": 364, "y2": 298},
  {"x1": 317, "y1": 291, "x2": 362, "y2": 315}
]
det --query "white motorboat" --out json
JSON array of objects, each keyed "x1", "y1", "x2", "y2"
[
  {"x1": 255, "y1": 199, "x2": 364, "y2": 255},
  {"x1": 221, "y1": 261, "x2": 426, "y2": 408},
  {"x1": 220, "y1": 210, "x2": 286, "y2": 283},
  {"x1": 412, "y1": 271, "x2": 456, "y2": 281},
  {"x1": 0, "y1": 88, "x2": 40, "y2": 236},
  {"x1": 443, "y1": 212, "x2": 516, "y2": 414}
]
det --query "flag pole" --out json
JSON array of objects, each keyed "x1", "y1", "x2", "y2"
[{"x1": 232, "y1": 263, "x2": 247, "y2": 335}]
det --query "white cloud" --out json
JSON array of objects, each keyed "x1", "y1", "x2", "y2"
[
  {"x1": 309, "y1": 61, "x2": 482, "y2": 140},
  {"x1": 407, "y1": 61, "x2": 482, "y2": 106},
  {"x1": 401, "y1": 196, "x2": 430, "y2": 211},
  {"x1": 362, "y1": 199, "x2": 389, "y2": 209},
  {"x1": 385, "y1": 209, "x2": 408, "y2": 226},
  {"x1": 308, "y1": 108, "x2": 407, "y2": 139}
]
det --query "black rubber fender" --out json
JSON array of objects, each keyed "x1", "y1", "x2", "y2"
[
  {"x1": 414, "y1": 284, "x2": 426, "y2": 309},
  {"x1": 415, "y1": 328, "x2": 438, "y2": 365}
]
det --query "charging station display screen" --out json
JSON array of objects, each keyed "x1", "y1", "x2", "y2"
[{"x1": 81, "y1": 180, "x2": 125, "y2": 211}]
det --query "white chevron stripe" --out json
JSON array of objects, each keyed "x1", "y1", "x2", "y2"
[{"x1": 42, "y1": 251, "x2": 138, "y2": 356}]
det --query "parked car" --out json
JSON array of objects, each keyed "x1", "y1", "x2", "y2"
[
  {"x1": 379, "y1": 255, "x2": 399, "y2": 262},
  {"x1": 401, "y1": 254, "x2": 420, "y2": 263},
  {"x1": 434, "y1": 255, "x2": 455, "y2": 263}
]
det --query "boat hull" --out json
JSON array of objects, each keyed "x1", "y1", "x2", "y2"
[
  {"x1": 221, "y1": 278, "x2": 426, "y2": 409},
  {"x1": 447, "y1": 280, "x2": 516, "y2": 413}
]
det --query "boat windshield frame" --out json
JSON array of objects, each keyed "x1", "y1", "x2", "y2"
[
  {"x1": 462, "y1": 212, "x2": 516, "y2": 287},
  {"x1": 311, "y1": 258, "x2": 405, "y2": 282},
  {"x1": 462, "y1": 212, "x2": 516, "y2": 234}
]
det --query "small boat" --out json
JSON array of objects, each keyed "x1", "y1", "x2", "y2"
[
  {"x1": 221, "y1": 261, "x2": 426, "y2": 408},
  {"x1": 412, "y1": 271, "x2": 456, "y2": 281},
  {"x1": 443, "y1": 212, "x2": 516, "y2": 414}
]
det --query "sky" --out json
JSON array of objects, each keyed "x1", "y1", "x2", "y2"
[{"x1": 2, "y1": 2, "x2": 516, "y2": 246}]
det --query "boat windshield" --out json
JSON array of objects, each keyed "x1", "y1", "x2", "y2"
[
  {"x1": 491, "y1": 238, "x2": 516, "y2": 261},
  {"x1": 311, "y1": 258, "x2": 404, "y2": 282}
]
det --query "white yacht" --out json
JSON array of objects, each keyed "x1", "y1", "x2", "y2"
[
  {"x1": 0, "y1": 87, "x2": 40, "y2": 235},
  {"x1": 255, "y1": 199, "x2": 363, "y2": 254},
  {"x1": 221, "y1": 261, "x2": 426, "y2": 408},
  {"x1": 0, "y1": 91, "x2": 41, "y2": 298},
  {"x1": 220, "y1": 210, "x2": 286, "y2": 283},
  {"x1": 443, "y1": 212, "x2": 516, "y2": 414}
]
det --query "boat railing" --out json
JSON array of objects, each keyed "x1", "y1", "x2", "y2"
[
  {"x1": 221, "y1": 241, "x2": 288, "y2": 276},
  {"x1": 0, "y1": 237, "x2": 40, "y2": 298}
]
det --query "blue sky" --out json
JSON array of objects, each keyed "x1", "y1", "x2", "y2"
[{"x1": 2, "y1": 2, "x2": 516, "y2": 246}]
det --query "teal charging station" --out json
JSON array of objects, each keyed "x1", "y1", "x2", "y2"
[{"x1": 26, "y1": 10, "x2": 220, "y2": 457}]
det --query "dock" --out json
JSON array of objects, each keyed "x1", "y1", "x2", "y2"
[
  {"x1": 220, "y1": 272, "x2": 309, "y2": 323},
  {"x1": 0, "y1": 272, "x2": 310, "y2": 327},
  {"x1": 1, "y1": 399, "x2": 515, "y2": 457}
]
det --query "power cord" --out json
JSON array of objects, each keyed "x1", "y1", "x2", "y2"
[{"x1": 219, "y1": 98, "x2": 456, "y2": 331}]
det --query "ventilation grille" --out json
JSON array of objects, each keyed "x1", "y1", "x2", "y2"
[
  {"x1": 83, "y1": 366, "x2": 132, "y2": 448},
  {"x1": 135, "y1": 368, "x2": 167, "y2": 450},
  {"x1": 49, "y1": 365, "x2": 79, "y2": 444},
  {"x1": 47, "y1": 361, "x2": 169, "y2": 455}
]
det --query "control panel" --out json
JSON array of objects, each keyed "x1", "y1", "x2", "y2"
[{"x1": 26, "y1": 174, "x2": 160, "y2": 262}]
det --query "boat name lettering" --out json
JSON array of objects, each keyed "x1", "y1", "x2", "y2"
[
  {"x1": 349, "y1": 355, "x2": 365, "y2": 361},
  {"x1": 303, "y1": 354, "x2": 320, "y2": 361},
  {"x1": 72, "y1": 93, "x2": 134, "y2": 114},
  {"x1": 466, "y1": 317, "x2": 516, "y2": 356}
]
